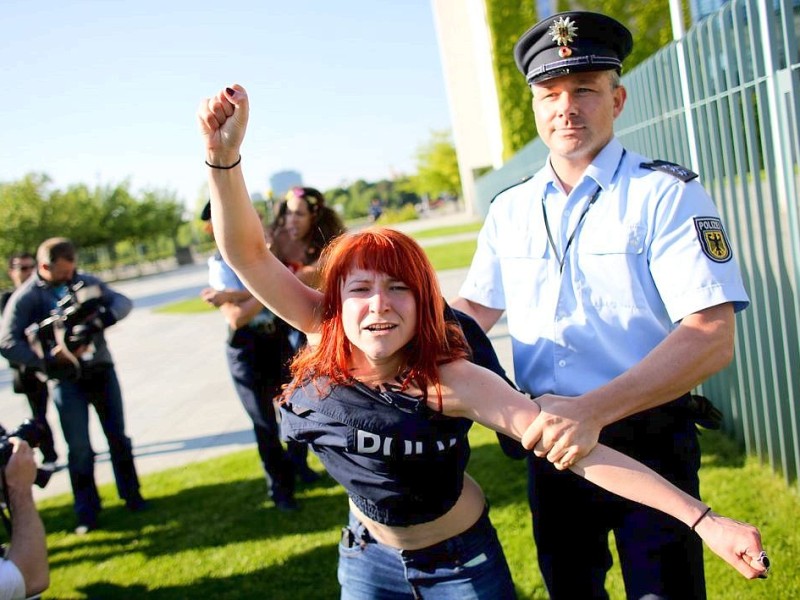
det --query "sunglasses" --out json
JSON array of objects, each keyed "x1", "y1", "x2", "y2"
[{"x1": 11, "y1": 264, "x2": 35, "y2": 272}]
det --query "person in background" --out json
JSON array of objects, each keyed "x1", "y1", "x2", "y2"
[
  {"x1": 1, "y1": 254, "x2": 59, "y2": 474},
  {"x1": 368, "y1": 197, "x2": 383, "y2": 222},
  {"x1": 0, "y1": 438, "x2": 49, "y2": 600},
  {"x1": 200, "y1": 202, "x2": 304, "y2": 510},
  {"x1": 263, "y1": 186, "x2": 346, "y2": 474},
  {"x1": 453, "y1": 11, "x2": 752, "y2": 599},
  {"x1": 266, "y1": 186, "x2": 346, "y2": 289},
  {"x1": 196, "y1": 82, "x2": 768, "y2": 598},
  {"x1": 0, "y1": 238, "x2": 146, "y2": 535}
]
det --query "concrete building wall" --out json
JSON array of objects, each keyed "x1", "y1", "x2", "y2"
[{"x1": 430, "y1": 0, "x2": 504, "y2": 216}]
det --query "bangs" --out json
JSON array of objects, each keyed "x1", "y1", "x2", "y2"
[
  {"x1": 321, "y1": 228, "x2": 438, "y2": 296},
  {"x1": 341, "y1": 233, "x2": 417, "y2": 283}
]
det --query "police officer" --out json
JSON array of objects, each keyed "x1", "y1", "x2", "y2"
[
  {"x1": 453, "y1": 11, "x2": 750, "y2": 599},
  {"x1": 199, "y1": 203, "x2": 301, "y2": 510}
]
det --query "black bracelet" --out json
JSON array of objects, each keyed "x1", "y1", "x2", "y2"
[
  {"x1": 690, "y1": 506, "x2": 712, "y2": 531},
  {"x1": 205, "y1": 155, "x2": 241, "y2": 170}
]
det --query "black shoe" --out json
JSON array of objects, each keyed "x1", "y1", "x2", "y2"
[
  {"x1": 297, "y1": 467, "x2": 322, "y2": 484},
  {"x1": 125, "y1": 494, "x2": 150, "y2": 512},
  {"x1": 273, "y1": 496, "x2": 299, "y2": 511}
]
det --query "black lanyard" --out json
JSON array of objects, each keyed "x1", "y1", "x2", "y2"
[
  {"x1": 541, "y1": 185, "x2": 601, "y2": 273},
  {"x1": 541, "y1": 150, "x2": 626, "y2": 273}
]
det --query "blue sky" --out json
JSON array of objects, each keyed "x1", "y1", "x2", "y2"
[{"x1": 0, "y1": 1, "x2": 451, "y2": 212}]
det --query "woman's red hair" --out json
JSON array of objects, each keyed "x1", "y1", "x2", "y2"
[{"x1": 286, "y1": 227, "x2": 469, "y2": 408}]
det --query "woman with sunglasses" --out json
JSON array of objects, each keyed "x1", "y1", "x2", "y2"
[{"x1": 198, "y1": 84, "x2": 768, "y2": 598}]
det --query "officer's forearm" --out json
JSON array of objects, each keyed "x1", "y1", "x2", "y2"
[{"x1": 583, "y1": 303, "x2": 735, "y2": 425}]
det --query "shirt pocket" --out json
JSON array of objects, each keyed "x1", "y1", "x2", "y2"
[
  {"x1": 576, "y1": 224, "x2": 647, "y2": 310},
  {"x1": 496, "y1": 231, "x2": 550, "y2": 307}
]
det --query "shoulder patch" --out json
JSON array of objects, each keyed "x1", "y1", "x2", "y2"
[
  {"x1": 640, "y1": 160, "x2": 698, "y2": 182},
  {"x1": 693, "y1": 217, "x2": 732, "y2": 263},
  {"x1": 490, "y1": 175, "x2": 533, "y2": 204}
]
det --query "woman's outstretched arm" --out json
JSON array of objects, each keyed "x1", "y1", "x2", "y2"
[
  {"x1": 440, "y1": 359, "x2": 769, "y2": 580},
  {"x1": 197, "y1": 84, "x2": 322, "y2": 333}
]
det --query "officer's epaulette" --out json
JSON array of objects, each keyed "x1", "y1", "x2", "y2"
[
  {"x1": 640, "y1": 160, "x2": 698, "y2": 182},
  {"x1": 490, "y1": 175, "x2": 533, "y2": 203}
]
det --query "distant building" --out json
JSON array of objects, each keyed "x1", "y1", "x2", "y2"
[{"x1": 270, "y1": 170, "x2": 303, "y2": 199}]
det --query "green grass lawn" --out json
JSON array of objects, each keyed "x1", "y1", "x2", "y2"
[
  {"x1": 153, "y1": 297, "x2": 216, "y2": 314},
  {"x1": 410, "y1": 221, "x2": 483, "y2": 239},
  {"x1": 36, "y1": 427, "x2": 799, "y2": 599},
  {"x1": 117, "y1": 227, "x2": 796, "y2": 598}
]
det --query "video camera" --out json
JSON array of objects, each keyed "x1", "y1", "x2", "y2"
[
  {"x1": 24, "y1": 281, "x2": 116, "y2": 380},
  {"x1": 0, "y1": 420, "x2": 51, "y2": 488}
]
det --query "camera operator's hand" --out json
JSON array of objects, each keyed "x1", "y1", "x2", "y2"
[
  {"x1": 4, "y1": 439, "x2": 37, "y2": 490},
  {"x1": 42, "y1": 345, "x2": 84, "y2": 381},
  {"x1": 66, "y1": 305, "x2": 118, "y2": 350},
  {"x1": 52, "y1": 344, "x2": 87, "y2": 361},
  {"x1": 3, "y1": 439, "x2": 50, "y2": 597}
]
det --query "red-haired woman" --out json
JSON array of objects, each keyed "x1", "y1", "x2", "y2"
[{"x1": 198, "y1": 85, "x2": 769, "y2": 598}]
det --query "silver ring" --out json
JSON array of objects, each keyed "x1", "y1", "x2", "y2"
[{"x1": 756, "y1": 551, "x2": 770, "y2": 578}]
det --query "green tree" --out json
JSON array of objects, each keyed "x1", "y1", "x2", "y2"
[
  {"x1": 0, "y1": 173, "x2": 188, "y2": 269},
  {"x1": 411, "y1": 130, "x2": 462, "y2": 199},
  {"x1": 0, "y1": 173, "x2": 51, "y2": 260},
  {"x1": 484, "y1": 0, "x2": 539, "y2": 158}
]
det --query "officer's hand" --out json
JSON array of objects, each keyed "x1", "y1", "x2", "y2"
[
  {"x1": 197, "y1": 84, "x2": 249, "y2": 167},
  {"x1": 521, "y1": 394, "x2": 602, "y2": 470},
  {"x1": 200, "y1": 287, "x2": 225, "y2": 307}
]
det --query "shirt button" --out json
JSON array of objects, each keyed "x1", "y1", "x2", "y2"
[{"x1": 558, "y1": 360, "x2": 566, "y2": 367}]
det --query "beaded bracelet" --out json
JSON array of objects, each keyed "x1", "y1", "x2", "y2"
[{"x1": 205, "y1": 155, "x2": 241, "y2": 170}]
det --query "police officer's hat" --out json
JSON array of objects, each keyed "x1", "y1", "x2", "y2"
[{"x1": 514, "y1": 11, "x2": 633, "y2": 85}]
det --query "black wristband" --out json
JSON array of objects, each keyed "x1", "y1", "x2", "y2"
[
  {"x1": 205, "y1": 155, "x2": 241, "y2": 170},
  {"x1": 690, "y1": 506, "x2": 712, "y2": 531}
]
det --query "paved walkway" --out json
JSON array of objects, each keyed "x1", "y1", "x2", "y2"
[{"x1": 0, "y1": 211, "x2": 512, "y2": 503}]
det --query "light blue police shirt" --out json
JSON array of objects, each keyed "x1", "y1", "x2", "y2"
[
  {"x1": 207, "y1": 254, "x2": 244, "y2": 291},
  {"x1": 207, "y1": 254, "x2": 278, "y2": 329},
  {"x1": 459, "y1": 138, "x2": 749, "y2": 397}
]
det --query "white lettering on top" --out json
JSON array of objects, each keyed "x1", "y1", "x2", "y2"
[{"x1": 355, "y1": 430, "x2": 458, "y2": 456}]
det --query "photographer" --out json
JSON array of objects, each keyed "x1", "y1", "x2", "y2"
[
  {"x1": 0, "y1": 438, "x2": 48, "y2": 600},
  {"x1": 0, "y1": 238, "x2": 146, "y2": 535}
]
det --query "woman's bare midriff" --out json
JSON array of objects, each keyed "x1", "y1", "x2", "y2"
[{"x1": 348, "y1": 473, "x2": 486, "y2": 551}]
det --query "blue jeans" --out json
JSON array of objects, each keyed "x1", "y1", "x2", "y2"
[
  {"x1": 52, "y1": 365, "x2": 140, "y2": 524},
  {"x1": 338, "y1": 508, "x2": 516, "y2": 599}
]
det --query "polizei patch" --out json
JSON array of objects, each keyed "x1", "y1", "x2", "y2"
[{"x1": 694, "y1": 217, "x2": 732, "y2": 262}]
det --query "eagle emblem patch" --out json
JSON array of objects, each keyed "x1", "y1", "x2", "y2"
[{"x1": 694, "y1": 217, "x2": 732, "y2": 262}]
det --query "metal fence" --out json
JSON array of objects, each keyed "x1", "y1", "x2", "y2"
[{"x1": 473, "y1": 0, "x2": 800, "y2": 488}]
